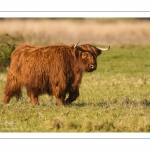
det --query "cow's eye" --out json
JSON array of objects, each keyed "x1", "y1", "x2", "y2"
[{"x1": 82, "y1": 53, "x2": 87, "y2": 59}]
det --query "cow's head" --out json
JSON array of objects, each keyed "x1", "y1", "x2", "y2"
[{"x1": 73, "y1": 41, "x2": 110, "y2": 72}]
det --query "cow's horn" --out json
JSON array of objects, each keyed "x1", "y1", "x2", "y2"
[
  {"x1": 74, "y1": 41, "x2": 80, "y2": 48},
  {"x1": 97, "y1": 45, "x2": 110, "y2": 51}
]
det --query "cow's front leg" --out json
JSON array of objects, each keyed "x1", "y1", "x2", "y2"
[
  {"x1": 53, "y1": 86, "x2": 66, "y2": 106},
  {"x1": 26, "y1": 87, "x2": 39, "y2": 105},
  {"x1": 66, "y1": 87, "x2": 79, "y2": 105},
  {"x1": 56, "y1": 96, "x2": 66, "y2": 106}
]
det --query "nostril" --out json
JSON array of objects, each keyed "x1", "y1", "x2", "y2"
[
  {"x1": 91, "y1": 65, "x2": 94, "y2": 68},
  {"x1": 89, "y1": 64, "x2": 96, "y2": 68}
]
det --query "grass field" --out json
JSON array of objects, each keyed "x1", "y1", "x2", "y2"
[
  {"x1": 0, "y1": 19, "x2": 150, "y2": 132},
  {"x1": 0, "y1": 45, "x2": 150, "y2": 132}
]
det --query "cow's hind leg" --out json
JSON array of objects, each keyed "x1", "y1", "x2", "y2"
[
  {"x1": 26, "y1": 88, "x2": 39, "y2": 105},
  {"x1": 3, "y1": 84, "x2": 22, "y2": 104},
  {"x1": 3, "y1": 94, "x2": 11, "y2": 103}
]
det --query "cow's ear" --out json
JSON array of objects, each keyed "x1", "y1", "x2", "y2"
[{"x1": 97, "y1": 50, "x2": 102, "y2": 56}]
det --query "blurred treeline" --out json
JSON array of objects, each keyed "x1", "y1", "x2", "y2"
[{"x1": 0, "y1": 34, "x2": 16, "y2": 71}]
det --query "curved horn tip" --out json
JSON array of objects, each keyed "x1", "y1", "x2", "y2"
[
  {"x1": 104, "y1": 45, "x2": 110, "y2": 51},
  {"x1": 74, "y1": 41, "x2": 80, "y2": 48}
]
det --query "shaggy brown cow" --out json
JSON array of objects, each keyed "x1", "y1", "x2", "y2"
[{"x1": 2, "y1": 42, "x2": 110, "y2": 106}]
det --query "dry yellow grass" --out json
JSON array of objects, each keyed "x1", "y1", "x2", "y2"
[{"x1": 0, "y1": 18, "x2": 150, "y2": 45}]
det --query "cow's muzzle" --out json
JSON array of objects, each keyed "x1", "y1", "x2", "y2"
[{"x1": 87, "y1": 63, "x2": 97, "y2": 72}]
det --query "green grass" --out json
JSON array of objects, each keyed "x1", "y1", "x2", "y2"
[{"x1": 0, "y1": 45, "x2": 150, "y2": 132}]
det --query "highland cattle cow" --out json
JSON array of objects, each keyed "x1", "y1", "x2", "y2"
[{"x1": 2, "y1": 42, "x2": 110, "y2": 106}]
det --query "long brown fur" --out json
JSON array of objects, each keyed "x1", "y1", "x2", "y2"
[{"x1": 2, "y1": 43, "x2": 103, "y2": 106}]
